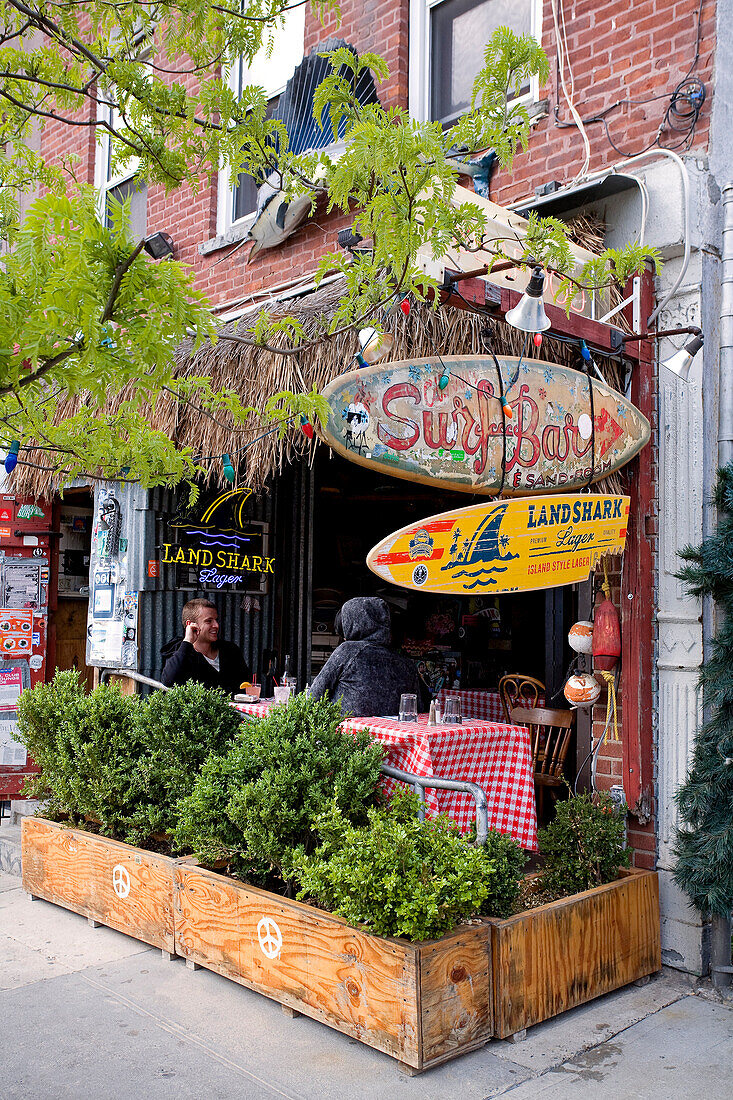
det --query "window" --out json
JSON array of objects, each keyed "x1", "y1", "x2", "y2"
[
  {"x1": 410, "y1": 0, "x2": 541, "y2": 125},
  {"x1": 217, "y1": 5, "x2": 305, "y2": 238},
  {"x1": 94, "y1": 49, "x2": 150, "y2": 240}
]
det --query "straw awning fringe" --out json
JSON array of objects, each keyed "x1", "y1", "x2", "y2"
[{"x1": 11, "y1": 285, "x2": 626, "y2": 500}]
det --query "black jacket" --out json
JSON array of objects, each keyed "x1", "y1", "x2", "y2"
[
  {"x1": 310, "y1": 597, "x2": 426, "y2": 717},
  {"x1": 160, "y1": 637, "x2": 250, "y2": 696}
]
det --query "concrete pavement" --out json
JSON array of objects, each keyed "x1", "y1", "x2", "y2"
[{"x1": 0, "y1": 867, "x2": 731, "y2": 1099}]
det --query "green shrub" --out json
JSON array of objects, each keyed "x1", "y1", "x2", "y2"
[
  {"x1": 173, "y1": 692, "x2": 385, "y2": 887},
  {"x1": 291, "y1": 788, "x2": 525, "y2": 941},
  {"x1": 16, "y1": 669, "x2": 141, "y2": 833},
  {"x1": 122, "y1": 681, "x2": 243, "y2": 846},
  {"x1": 538, "y1": 791, "x2": 631, "y2": 897},
  {"x1": 15, "y1": 673, "x2": 243, "y2": 846}
]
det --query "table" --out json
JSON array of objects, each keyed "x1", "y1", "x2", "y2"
[
  {"x1": 435, "y1": 688, "x2": 545, "y2": 723},
  {"x1": 341, "y1": 715, "x2": 538, "y2": 851},
  {"x1": 232, "y1": 699, "x2": 538, "y2": 851}
]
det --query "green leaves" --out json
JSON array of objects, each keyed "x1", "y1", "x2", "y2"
[
  {"x1": 292, "y1": 787, "x2": 525, "y2": 940},
  {"x1": 537, "y1": 791, "x2": 631, "y2": 897},
  {"x1": 173, "y1": 692, "x2": 385, "y2": 887}
]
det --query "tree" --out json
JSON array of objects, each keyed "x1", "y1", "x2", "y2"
[
  {"x1": 0, "y1": 5, "x2": 655, "y2": 487},
  {"x1": 673, "y1": 464, "x2": 733, "y2": 918}
]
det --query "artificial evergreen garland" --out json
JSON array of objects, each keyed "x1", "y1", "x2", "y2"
[{"x1": 673, "y1": 463, "x2": 733, "y2": 917}]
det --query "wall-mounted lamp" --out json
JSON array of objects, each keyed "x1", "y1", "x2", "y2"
[
  {"x1": 143, "y1": 232, "x2": 175, "y2": 260},
  {"x1": 505, "y1": 266, "x2": 551, "y2": 333},
  {"x1": 622, "y1": 326, "x2": 704, "y2": 382}
]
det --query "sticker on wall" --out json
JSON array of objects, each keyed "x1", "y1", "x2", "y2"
[
  {"x1": 0, "y1": 611, "x2": 33, "y2": 656},
  {"x1": 367, "y1": 494, "x2": 630, "y2": 596},
  {"x1": 112, "y1": 864, "x2": 131, "y2": 899},
  {"x1": 29, "y1": 654, "x2": 43, "y2": 670}
]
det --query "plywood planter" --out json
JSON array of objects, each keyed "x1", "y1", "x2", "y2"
[
  {"x1": 173, "y1": 863, "x2": 493, "y2": 1073},
  {"x1": 486, "y1": 867, "x2": 661, "y2": 1039},
  {"x1": 21, "y1": 816, "x2": 178, "y2": 954}
]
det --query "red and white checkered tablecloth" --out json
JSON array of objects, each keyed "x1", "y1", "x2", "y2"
[
  {"x1": 233, "y1": 700, "x2": 276, "y2": 719},
  {"x1": 435, "y1": 688, "x2": 545, "y2": 723},
  {"x1": 341, "y1": 715, "x2": 538, "y2": 851}
]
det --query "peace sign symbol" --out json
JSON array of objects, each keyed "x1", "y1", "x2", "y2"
[
  {"x1": 257, "y1": 916, "x2": 282, "y2": 960},
  {"x1": 112, "y1": 864, "x2": 131, "y2": 899}
]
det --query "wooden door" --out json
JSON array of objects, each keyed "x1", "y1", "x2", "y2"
[{"x1": 52, "y1": 598, "x2": 94, "y2": 691}]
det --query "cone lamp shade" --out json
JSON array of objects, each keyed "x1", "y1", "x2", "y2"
[
  {"x1": 359, "y1": 326, "x2": 395, "y2": 364},
  {"x1": 661, "y1": 333, "x2": 704, "y2": 381},
  {"x1": 505, "y1": 267, "x2": 551, "y2": 333}
]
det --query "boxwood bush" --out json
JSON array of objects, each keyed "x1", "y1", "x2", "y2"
[
  {"x1": 16, "y1": 672, "x2": 243, "y2": 846},
  {"x1": 291, "y1": 788, "x2": 526, "y2": 941},
  {"x1": 538, "y1": 790, "x2": 631, "y2": 896},
  {"x1": 173, "y1": 692, "x2": 385, "y2": 888}
]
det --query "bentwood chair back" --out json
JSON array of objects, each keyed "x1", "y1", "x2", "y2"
[
  {"x1": 499, "y1": 674, "x2": 546, "y2": 722},
  {"x1": 509, "y1": 705, "x2": 575, "y2": 820}
]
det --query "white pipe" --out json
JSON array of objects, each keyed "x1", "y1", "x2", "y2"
[
  {"x1": 507, "y1": 149, "x2": 690, "y2": 327},
  {"x1": 719, "y1": 184, "x2": 733, "y2": 468}
]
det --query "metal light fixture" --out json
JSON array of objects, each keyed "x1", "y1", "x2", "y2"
[
  {"x1": 358, "y1": 326, "x2": 395, "y2": 364},
  {"x1": 505, "y1": 266, "x2": 551, "y2": 333},
  {"x1": 662, "y1": 332, "x2": 704, "y2": 380},
  {"x1": 622, "y1": 326, "x2": 704, "y2": 383},
  {"x1": 143, "y1": 232, "x2": 174, "y2": 260}
]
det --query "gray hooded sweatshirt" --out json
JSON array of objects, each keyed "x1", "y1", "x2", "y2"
[{"x1": 309, "y1": 597, "x2": 424, "y2": 717}]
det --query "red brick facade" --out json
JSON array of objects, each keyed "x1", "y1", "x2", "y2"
[{"x1": 37, "y1": 0, "x2": 710, "y2": 866}]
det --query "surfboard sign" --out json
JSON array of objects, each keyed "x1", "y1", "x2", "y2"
[
  {"x1": 367, "y1": 494, "x2": 630, "y2": 596},
  {"x1": 321, "y1": 357, "x2": 649, "y2": 495}
]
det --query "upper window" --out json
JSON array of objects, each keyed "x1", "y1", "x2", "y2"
[
  {"x1": 410, "y1": 0, "x2": 541, "y2": 125},
  {"x1": 94, "y1": 49, "x2": 151, "y2": 240},
  {"x1": 218, "y1": 6, "x2": 305, "y2": 237}
]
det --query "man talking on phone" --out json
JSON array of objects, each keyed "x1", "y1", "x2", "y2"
[{"x1": 160, "y1": 598, "x2": 250, "y2": 696}]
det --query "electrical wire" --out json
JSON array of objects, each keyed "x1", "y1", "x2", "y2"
[
  {"x1": 553, "y1": 0, "x2": 706, "y2": 161},
  {"x1": 550, "y1": 0, "x2": 591, "y2": 181}
]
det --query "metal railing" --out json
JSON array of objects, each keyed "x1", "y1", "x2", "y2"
[{"x1": 99, "y1": 670, "x2": 492, "y2": 846}]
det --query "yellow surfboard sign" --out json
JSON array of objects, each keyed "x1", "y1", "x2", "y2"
[{"x1": 367, "y1": 494, "x2": 629, "y2": 595}]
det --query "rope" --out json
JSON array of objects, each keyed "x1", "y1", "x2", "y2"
[{"x1": 597, "y1": 670, "x2": 619, "y2": 742}]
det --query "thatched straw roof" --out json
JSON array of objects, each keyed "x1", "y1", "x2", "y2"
[{"x1": 11, "y1": 278, "x2": 627, "y2": 501}]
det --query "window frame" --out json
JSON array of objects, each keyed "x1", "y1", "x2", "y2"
[
  {"x1": 216, "y1": 8, "x2": 306, "y2": 239},
  {"x1": 94, "y1": 45, "x2": 152, "y2": 238},
  {"x1": 408, "y1": 0, "x2": 543, "y2": 125}
]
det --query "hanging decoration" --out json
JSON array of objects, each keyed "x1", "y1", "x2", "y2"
[
  {"x1": 592, "y1": 562, "x2": 622, "y2": 671},
  {"x1": 4, "y1": 441, "x2": 20, "y2": 475},
  {"x1": 367, "y1": 493, "x2": 630, "y2": 596},
  {"x1": 321, "y1": 356, "x2": 650, "y2": 495},
  {"x1": 300, "y1": 416, "x2": 315, "y2": 440},
  {"x1": 564, "y1": 672, "x2": 602, "y2": 708},
  {"x1": 568, "y1": 620, "x2": 594, "y2": 654},
  {"x1": 222, "y1": 454, "x2": 236, "y2": 483}
]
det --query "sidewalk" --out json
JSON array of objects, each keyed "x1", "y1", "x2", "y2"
[{"x1": 1, "y1": 866, "x2": 731, "y2": 1099}]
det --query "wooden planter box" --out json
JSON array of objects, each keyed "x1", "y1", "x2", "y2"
[
  {"x1": 485, "y1": 867, "x2": 661, "y2": 1039},
  {"x1": 21, "y1": 817, "x2": 178, "y2": 954},
  {"x1": 173, "y1": 863, "x2": 492, "y2": 1073},
  {"x1": 20, "y1": 821, "x2": 661, "y2": 1067}
]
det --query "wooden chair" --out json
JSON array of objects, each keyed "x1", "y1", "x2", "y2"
[
  {"x1": 510, "y1": 706, "x2": 575, "y2": 821},
  {"x1": 499, "y1": 673, "x2": 546, "y2": 722}
]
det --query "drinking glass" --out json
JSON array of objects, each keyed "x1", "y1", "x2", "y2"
[
  {"x1": 274, "y1": 685, "x2": 292, "y2": 705},
  {"x1": 443, "y1": 696, "x2": 462, "y2": 724},
  {"x1": 399, "y1": 693, "x2": 418, "y2": 722}
]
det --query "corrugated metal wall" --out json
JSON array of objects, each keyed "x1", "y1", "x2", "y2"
[{"x1": 136, "y1": 467, "x2": 314, "y2": 686}]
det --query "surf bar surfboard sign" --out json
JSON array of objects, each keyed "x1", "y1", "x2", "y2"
[
  {"x1": 367, "y1": 494, "x2": 630, "y2": 596},
  {"x1": 321, "y1": 356, "x2": 649, "y2": 495}
]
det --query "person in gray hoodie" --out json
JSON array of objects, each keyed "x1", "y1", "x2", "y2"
[{"x1": 309, "y1": 596, "x2": 427, "y2": 717}]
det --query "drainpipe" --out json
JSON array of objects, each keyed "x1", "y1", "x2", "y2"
[{"x1": 710, "y1": 184, "x2": 733, "y2": 991}]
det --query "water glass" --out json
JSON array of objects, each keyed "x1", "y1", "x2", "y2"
[
  {"x1": 274, "y1": 684, "x2": 292, "y2": 705},
  {"x1": 399, "y1": 693, "x2": 418, "y2": 722},
  {"x1": 443, "y1": 696, "x2": 462, "y2": 724}
]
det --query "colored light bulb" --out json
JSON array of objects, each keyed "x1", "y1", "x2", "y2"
[
  {"x1": 503, "y1": 402, "x2": 513, "y2": 419},
  {"x1": 355, "y1": 352, "x2": 369, "y2": 369},
  {"x1": 580, "y1": 339, "x2": 591, "y2": 362},
  {"x1": 534, "y1": 333, "x2": 543, "y2": 347},
  {"x1": 222, "y1": 453, "x2": 235, "y2": 483},
  {"x1": 300, "y1": 416, "x2": 314, "y2": 440},
  {"x1": 399, "y1": 296, "x2": 411, "y2": 316},
  {"x1": 438, "y1": 368, "x2": 450, "y2": 391},
  {"x1": 4, "y1": 440, "x2": 19, "y2": 474}
]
